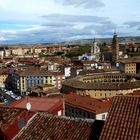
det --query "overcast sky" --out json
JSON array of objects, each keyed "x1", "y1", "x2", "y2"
[{"x1": 0, "y1": 0, "x2": 140, "y2": 44}]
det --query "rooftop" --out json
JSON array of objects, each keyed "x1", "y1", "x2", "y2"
[
  {"x1": 11, "y1": 97, "x2": 63, "y2": 113},
  {"x1": 119, "y1": 58, "x2": 140, "y2": 63},
  {"x1": 65, "y1": 93, "x2": 112, "y2": 114},
  {"x1": 19, "y1": 68, "x2": 53, "y2": 76},
  {"x1": 99, "y1": 96, "x2": 140, "y2": 140},
  {"x1": 130, "y1": 90, "x2": 140, "y2": 96},
  {"x1": 79, "y1": 68, "x2": 120, "y2": 76},
  {"x1": 0, "y1": 107, "x2": 25, "y2": 131},
  {"x1": 31, "y1": 84, "x2": 60, "y2": 96},
  {"x1": 62, "y1": 78, "x2": 140, "y2": 90},
  {"x1": 14, "y1": 113, "x2": 95, "y2": 140}
]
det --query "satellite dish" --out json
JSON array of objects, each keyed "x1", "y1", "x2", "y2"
[{"x1": 26, "y1": 102, "x2": 31, "y2": 111}]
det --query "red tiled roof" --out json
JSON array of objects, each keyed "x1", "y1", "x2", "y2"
[
  {"x1": 99, "y1": 96, "x2": 140, "y2": 140},
  {"x1": 65, "y1": 93, "x2": 112, "y2": 114},
  {"x1": 14, "y1": 113, "x2": 94, "y2": 140},
  {"x1": 130, "y1": 90, "x2": 140, "y2": 96},
  {"x1": 51, "y1": 71, "x2": 64, "y2": 76},
  {"x1": 19, "y1": 68, "x2": 53, "y2": 76},
  {"x1": 0, "y1": 107, "x2": 35, "y2": 140},
  {"x1": 0, "y1": 107, "x2": 24, "y2": 131},
  {"x1": 11, "y1": 97, "x2": 63, "y2": 114},
  {"x1": 0, "y1": 107, "x2": 34, "y2": 131}
]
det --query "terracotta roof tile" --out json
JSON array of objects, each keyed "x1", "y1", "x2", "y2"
[
  {"x1": 19, "y1": 68, "x2": 53, "y2": 76},
  {"x1": 99, "y1": 96, "x2": 140, "y2": 140},
  {"x1": 14, "y1": 113, "x2": 94, "y2": 140},
  {"x1": 0, "y1": 107, "x2": 28, "y2": 131},
  {"x1": 65, "y1": 93, "x2": 112, "y2": 114}
]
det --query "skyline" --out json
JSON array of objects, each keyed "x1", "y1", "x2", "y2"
[{"x1": 0, "y1": 0, "x2": 140, "y2": 44}]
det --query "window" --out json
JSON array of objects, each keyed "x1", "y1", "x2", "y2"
[
  {"x1": 102, "y1": 114, "x2": 105, "y2": 120},
  {"x1": 83, "y1": 112, "x2": 86, "y2": 117},
  {"x1": 72, "y1": 109, "x2": 74, "y2": 113},
  {"x1": 87, "y1": 113, "x2": 90, "y2": 118}
]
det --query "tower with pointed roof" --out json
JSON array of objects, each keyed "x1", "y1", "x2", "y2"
[{"x1": 112, "y1": 32, "x2": 119, "y2": 62}]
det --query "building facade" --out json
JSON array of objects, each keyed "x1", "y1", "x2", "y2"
[
  {"x1": 119, "y1": 62, "x2": 136, "y2": 74},
  {"x1": 8, "y1": 68, "x2": 65, "y2": 95},
  {"x1": 65, "y1": 93, "x2": 111, "y2": 120}
]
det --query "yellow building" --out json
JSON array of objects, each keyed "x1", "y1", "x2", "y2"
[
  {"x1": 62, "y1": 73, "x2": 140, "y2": 99},
  {"x1": 18, "y1": 68, "x2": 54, "y2": 95},
  {"x1": 119, "y1": 58, "x2": 140, "y2": 74},
  {"x1": 119, "y1": 61, "x2": 136, "y2": 74}
]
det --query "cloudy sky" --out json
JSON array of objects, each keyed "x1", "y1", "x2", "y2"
[{"x1": 0, "y1": 0, "x2": 140, "y2": 44}]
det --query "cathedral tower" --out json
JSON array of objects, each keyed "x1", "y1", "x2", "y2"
[{"x1": 112, "y1": 32, "x2": 119, "y2": 62}]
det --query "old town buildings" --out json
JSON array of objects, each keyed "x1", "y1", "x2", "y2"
[{"x1": 0, "y1": 34, "x2": 140, "y2": 139}]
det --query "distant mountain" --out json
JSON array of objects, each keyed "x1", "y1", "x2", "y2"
[
  {"x1": 0, "y1": 36, "x2": 140, "y2": 46},
  {"x1": 60, "y1": 36, "x2": 140, "y2": 45}
]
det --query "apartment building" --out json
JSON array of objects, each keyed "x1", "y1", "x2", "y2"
[
  {"x1": 65, "y1": 93, "x2": 111, "y2": 120},
  {"x1": 119, "y1": 61, "x2": 136, "y2": 74}
]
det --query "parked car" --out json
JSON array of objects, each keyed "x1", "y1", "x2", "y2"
[
  {"x1": 4, "y1": 99, "x2": 8, "y2": 103},
  {"x1": 3, "y1": 89, "x2": 8, "y2": 92},
  {"x1": 11, "y1": 94, "x2": 17, "y2": 99},
  {"x1": 5, "y1": 91, "x2": 10, "y2": 95},
  {"x1": 15, "y1": 96, "x2": 21, "y2": 100}
]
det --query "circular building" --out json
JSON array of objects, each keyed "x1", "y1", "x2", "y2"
[{"x1": 62, "y1": 73, "x2": 140, "y2": 99}]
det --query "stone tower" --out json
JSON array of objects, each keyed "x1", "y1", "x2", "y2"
[{"x1": 112, "y1": 33, "x2": 119, "y2": 62}]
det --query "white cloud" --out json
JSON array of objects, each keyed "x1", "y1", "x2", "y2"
[
  {"x1": 41, "y1": 14, "x2": 109, "y2": 24},
  {"x1": 124, "y1": 21, "x2": 140, "y2": 29},
  {"x1": 0, "y1": 36, "x2": 7, "y2": 41},
  {"x1": 0, "y1": 14, "x2": 116, "y2": 44},
  {"x1": 0, "y1": 0, "x2": 139, "y2": 44},
  {"x1": 55, "y1": 0, "x2": 104, "y2": 8}
]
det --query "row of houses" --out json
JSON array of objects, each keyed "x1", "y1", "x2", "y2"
[{"x1": 0, "y1": 45, "x2": 70, "y2": 58}]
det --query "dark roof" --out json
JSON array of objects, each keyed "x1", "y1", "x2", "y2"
[
  {"x1": 19, "y1": 68, "x2": 53, "y2": 76},
  {"x1": 119, "y1": 58, "x2": 140, "y2": 63},
  {"x1": 0, "y1": 107, "x2": 26, "y2": 131},
  {"x1": 79, "y1": 69, "x2": 120, "y2": 76},
  {"x1": 99, "y1": 96, "x2": 140, "y2": 140},
  {"x1": 14, "y1": 113, "x2": 95, "y2": 140},
  {"x1": 63, "y1": 79, "x2": 140, "y2": 90},
  {"x1": 19, "y1": 68, "x2": 63, "y2": 77}
]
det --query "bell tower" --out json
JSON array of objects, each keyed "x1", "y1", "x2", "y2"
[{"x1": 112, "y1": 32, "x2": 119, "y2": 62}]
